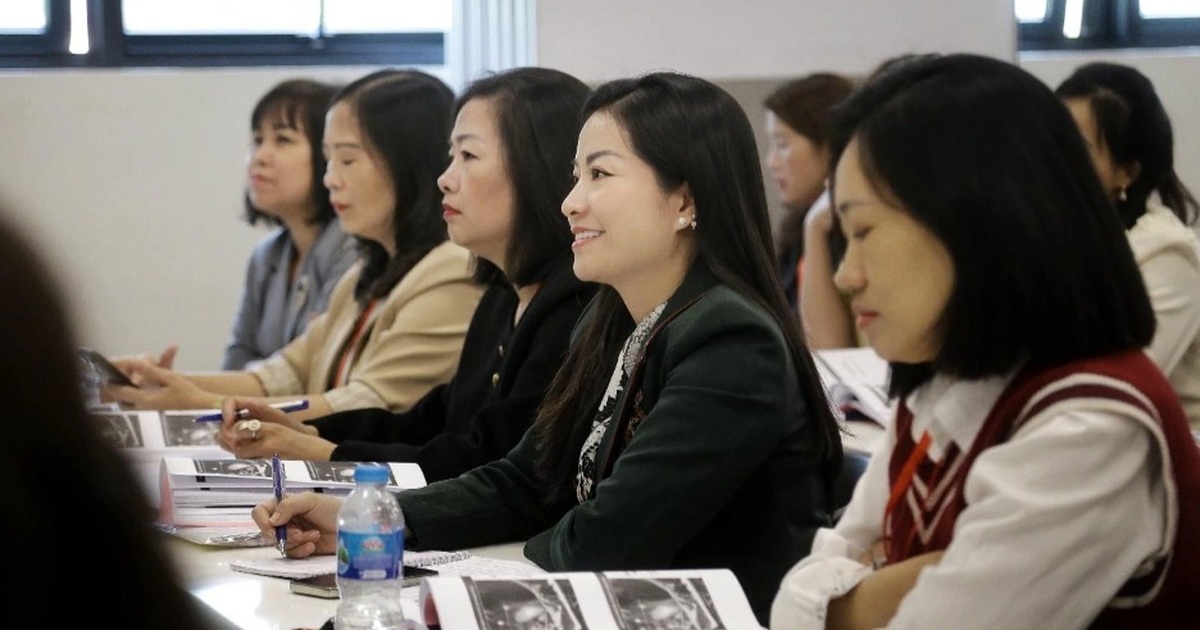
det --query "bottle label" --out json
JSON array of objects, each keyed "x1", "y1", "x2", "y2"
[{"x1": 337, "y1": 530, "x2": 404, "y2": 580}]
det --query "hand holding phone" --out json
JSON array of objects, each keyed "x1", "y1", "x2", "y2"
[{"x1": 78, "y1": 347, "x2": 136, "y2": 388}]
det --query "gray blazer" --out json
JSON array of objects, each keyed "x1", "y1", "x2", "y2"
[{"x1": 222, "y1": 221, "x2": 357, "y2": 369}]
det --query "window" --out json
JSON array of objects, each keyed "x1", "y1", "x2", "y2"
[
  {"x1": 1018, "y1": 0, "x2": 1200, "y2": 50},
  {"x1": 0, "y1": 0, "x2": 451, "y2": 67}
]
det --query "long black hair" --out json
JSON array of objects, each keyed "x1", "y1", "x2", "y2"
[
  {"x1": 534, "y1": 72, "x2": 842, "y2": 502},
  {"x1": 1056, "y1": 61, "x2": 1198, "y2": 228},
  {"x1": 329, "y1": 69, "x2": 456, "y2": 304},
  {"x1": 450, "y1": 67, "x2": 591, "y2": 286}
]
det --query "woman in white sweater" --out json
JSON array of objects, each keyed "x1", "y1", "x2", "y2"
[{"x1": 1057, "y1": 62, "x2": 1200, "y2": 429}]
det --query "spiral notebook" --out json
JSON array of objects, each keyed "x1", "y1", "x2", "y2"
[{"x1": 231, "y1": 549, "x2": 473, "y2": 580}]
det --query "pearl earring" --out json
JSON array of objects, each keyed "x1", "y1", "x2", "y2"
[{"x1": 1118, "y1": 186, "x2": 1128, "y2": 202}]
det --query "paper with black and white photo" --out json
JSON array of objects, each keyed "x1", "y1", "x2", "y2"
[{"x1": 419, "y1": 568, "x2": 761, "y2": 629}]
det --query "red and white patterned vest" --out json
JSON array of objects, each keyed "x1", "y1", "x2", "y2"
[{"x1": 886, "y1": 350, "x2": 1200, "y2": 627}]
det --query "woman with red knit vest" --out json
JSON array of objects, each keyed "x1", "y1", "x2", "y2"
[{"x1": 770, "y1": 54, "x2": 1199, "y2": 629}]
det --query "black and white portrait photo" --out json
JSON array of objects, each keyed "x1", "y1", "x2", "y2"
[
  {"x1": 196, "y1": 458, "x2": 272, "y2": 478},
  {"x1": 92, "y1": 412, "x2": 144, "y2": 448},
  {"x1": 465, "y1": 578, "x2": 587, "y2": 630},
  {"x1": 305, "y1": 461, "x2": 390, "y2": 485},
  {"x1": 599, "y1": 577, "x2": 725, "y2": 630},
  {"x1": 161, "y1": 412, "x2": 220, "y2": 446}
]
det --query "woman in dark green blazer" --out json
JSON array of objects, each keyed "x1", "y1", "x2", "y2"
[{"x1": 251, "y1": 71, "x2": 843, "y2": 625}]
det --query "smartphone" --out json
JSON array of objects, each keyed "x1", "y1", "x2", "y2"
[
  {"x1": 78, "y1": 347, "x2": 136, "y2": 387},
  {"x1": 289, "y1": 567, "x2": 439, "y2": 599}
]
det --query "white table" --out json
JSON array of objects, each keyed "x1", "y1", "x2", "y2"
[{"x1": 170, "y1": 537, "x2": 531, "y2": 630}]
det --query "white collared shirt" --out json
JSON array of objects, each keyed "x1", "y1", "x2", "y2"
[{"x1": 770, "y1": 370, "x2": 1166, "y2": 629}]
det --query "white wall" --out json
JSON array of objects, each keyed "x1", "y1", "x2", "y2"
[
  {"x1": 0, "y1": 0, "x2": 1046, "y2": 371},
  {"x1": 535, "y1": 0, "x2": 1016, "y2": 82}
]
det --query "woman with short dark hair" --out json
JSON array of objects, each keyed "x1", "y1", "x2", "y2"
[
  {"x1": 771, "y1": 53, "x2": 1198, "y2": 629},
  {"x1": 226, "y1": 78, "x2": 357, "y2": 369}
]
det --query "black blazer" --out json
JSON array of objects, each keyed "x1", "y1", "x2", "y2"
[{"x1": 307, "y1": 260, "x2": 595, "y2": 482}]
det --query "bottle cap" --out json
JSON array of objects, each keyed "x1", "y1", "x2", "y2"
[{"x1": 354, "y1": 464, "x2": 390, "y2": 484}]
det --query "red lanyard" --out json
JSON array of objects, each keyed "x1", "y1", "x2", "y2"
[
  {"x1": 331, "y1": 299, "x2": 379, "y2": 388},
  {"x1": 883, "y1": 430, "x2": 932, "y2": 560}
]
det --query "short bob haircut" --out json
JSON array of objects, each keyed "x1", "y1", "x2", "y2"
[
  {"x1": 1055, "y1": 62, "x2": 1199, "y2": 228},
  {"x1": 533, "y1": 72, "x2": 842, "y2": 501},
  {"x1": 244, "y1": 78, "x2": 340, "y2": 227},
  {"x1": 451, "y1": 67, "x2": 591, "y2": 287},
  {"x1": 828, "y1": 53, "x2": 1156, "y2": 397},
  {"x1": 329, "y1": 69, "x2": 455, "y2": 305}
]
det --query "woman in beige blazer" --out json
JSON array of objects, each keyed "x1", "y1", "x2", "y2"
[{"x1": 108, "y1": 70, "x2": 483, "y2": 422}]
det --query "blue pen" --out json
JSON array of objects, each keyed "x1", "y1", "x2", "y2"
[
  {"x1": 271, "y1": 453, "x2": 287, "y2": 556},
  {"x1": 191, "y1": 399, "x2": 310, "y2": 423}
]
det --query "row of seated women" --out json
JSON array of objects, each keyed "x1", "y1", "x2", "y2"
[{"x1": 63, "y1": 53, "x2": 1199, "y2": 627}]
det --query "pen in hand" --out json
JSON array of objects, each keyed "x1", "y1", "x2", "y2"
[
  {"x1": 191, "y1": 399, "x2": 310, "y2": 423},
  {"x1": 270, "y1": 453, "x2": 287, "y2": 557}
]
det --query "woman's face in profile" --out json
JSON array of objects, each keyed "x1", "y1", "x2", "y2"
[
  {"x1": 322, "y1": 101, "x2": 398, "y2": 252},
  {"x1": 247, "y1": 111, "x2": 316, "y2": 221},
  {"x1": 438, "y1": 96, "x2": 516, "y2": 269},
  {"x1": 765, "y1": 112, "x2": 829, "y2": 211},
  {"x1": 832, "y1": 139, "x2": 955, "y2": 364},
  {"x1": 1062, "y1": 97, "x2": 1137, "y2": 204},
  {"x1": 562, "y1": 112, "x2": 694, "y2": 295}
]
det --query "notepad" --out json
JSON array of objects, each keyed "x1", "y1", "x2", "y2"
[{"x1": 232, "y1": 549, "x2": 478, "y2": 579}]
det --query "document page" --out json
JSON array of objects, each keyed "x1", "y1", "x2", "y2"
[
  {"x1": 814, "y1": 347, "x2": 893, "y2": 427},
  {"x1": 420, "y1": 568, "x2": 761, "y2": 630}
]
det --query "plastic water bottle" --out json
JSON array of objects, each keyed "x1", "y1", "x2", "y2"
[{"x1": 335, "y1": 464, "x2": 407, "y2": 629}]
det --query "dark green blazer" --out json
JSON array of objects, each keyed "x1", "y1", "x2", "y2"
[{"x1": 398, "y1": 265, "x2": 836, "y2": 622}]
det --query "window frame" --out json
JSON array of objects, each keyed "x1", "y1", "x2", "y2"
[
  {"x1": 1019, "y1": 0, "x2": 1200, "y2": 51},
  {"x1": 0, "y1": 0, "x2": 446, "y2": 68}
]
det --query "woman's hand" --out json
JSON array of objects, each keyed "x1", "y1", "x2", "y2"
[
  {"x1": 216, "y1": 398, "x2": 333, "y2": 460},
  {"x1": 827, "y1": 550, "x2": 946, "y2": 630},
  {"x1": 104, "y1": 358, "x2": 220, "y2": 410},
  {"x1": 252, "y1": 492, "x2": 341, "y2": 558}
]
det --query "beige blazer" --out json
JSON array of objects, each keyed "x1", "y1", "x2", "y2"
[{"x1": 249, "y1": 241, "x2": 483, "y2": 413}]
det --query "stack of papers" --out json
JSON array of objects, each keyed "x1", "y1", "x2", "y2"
[
  {"x1": 158, "y1": 457, "x2": 427, "y2": 526},
  {"x1": 89, "y1": 409, "x2": 233, "y2": 508},
  {"x1": 813, "y1": 347, "x2": 893, "y2": 427}
]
